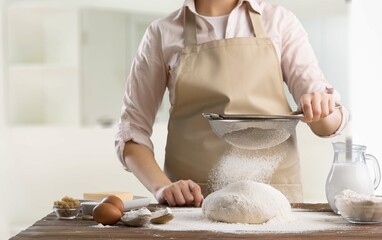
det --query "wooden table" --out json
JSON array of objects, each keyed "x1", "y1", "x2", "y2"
[{"x1": 10, "y1": 204, "x2": 382, "y2": 239}]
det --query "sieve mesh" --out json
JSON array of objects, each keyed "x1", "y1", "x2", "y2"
[
  {"x1": 223, "y1": 127, "x2": 290, "y2": 150},
  {"x1": 203, "y1": 113, "x2": 301, "y2": 150}
]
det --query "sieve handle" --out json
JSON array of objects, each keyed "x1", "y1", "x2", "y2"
[
  {"x1": 202, "y1": 113, "x2": 302, "y2": 120},
  {"x1": 291, "y1": 104, "x2": 342, "y2": 115},
  {"x1": 202, "y1": 113, "x2": 224, "y2": 120}
]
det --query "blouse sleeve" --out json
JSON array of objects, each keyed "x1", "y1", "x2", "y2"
[
  {"x1": 279, "y1": 10, "x2": 349, "y2": 137},
  {"x1": 115, "y1": 22, "x2": 168, "y2": 170}
]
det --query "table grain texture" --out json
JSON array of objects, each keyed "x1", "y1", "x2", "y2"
[{"x1": 10, "y1": 203, "x2": 382, "y2": 239}]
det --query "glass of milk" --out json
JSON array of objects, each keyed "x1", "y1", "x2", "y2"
[{"x1": 326, "y1": 142, "x2": 381, "y2": 214}]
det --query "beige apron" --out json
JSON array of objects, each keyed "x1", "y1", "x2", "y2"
[{"x1": 164, "y1": 5, "x2": 303, "y2": 203}]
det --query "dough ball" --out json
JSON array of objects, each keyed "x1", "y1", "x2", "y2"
[{"x1": 202, "y1": 180, "x2": 291, "y2": 224}]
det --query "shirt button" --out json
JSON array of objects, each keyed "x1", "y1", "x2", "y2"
[{"x1": 121, "y1": 112, "x2": 128, "y2": 120}]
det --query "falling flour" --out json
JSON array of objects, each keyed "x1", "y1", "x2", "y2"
[
  {"x1": 208, "y1": 147, "x2": 286, "y2": 192},
  {"x1": 223, "y1": 127, "x2": 290, "y2": 150},
  {"x1": 149, "y1": 207, "x2": 349, "y2": 233}
]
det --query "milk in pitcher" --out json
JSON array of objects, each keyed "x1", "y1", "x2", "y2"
[{"x1": 325, "y1": 142, "x2": 380, "y2": 214}]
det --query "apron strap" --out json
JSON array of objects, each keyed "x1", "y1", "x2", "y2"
[
  {"x1": 246, "y1": 2, "x2": 267, "y2": 38},
  {"x1": 184, "y1": 7, "x2": 197, "y2": 46},
  {"x1": 184, "y1": 3, "x2": 267, "y2": 46}
]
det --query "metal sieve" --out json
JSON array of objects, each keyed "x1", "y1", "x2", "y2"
[{"x1": 202, "y1": 113, "x2": 303, "y2": 150}]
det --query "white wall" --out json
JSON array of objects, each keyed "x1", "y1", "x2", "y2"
[
  {"x1": 6, "y1": 0, "x2": 183, "y2": 14},
  {"x1": 5, "y1": 125, "x2": 167, "y2": 235},
  {"x1": 0, "y1": 0, "x2": 10, "y2": 238},
  {"x1": 350, "y1": 0, "x2": 382, "y2": 194},
  {"x1": 301, "y1": 16, "x2": 350, "y2": 108}
]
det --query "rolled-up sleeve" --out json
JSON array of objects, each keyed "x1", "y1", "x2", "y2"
[
  {"x1": 279, "y1": 10, "x2": 349, "y2": 137},
  {"x1": 115, "y1": 22, "x2": 167, "y2": 171}
]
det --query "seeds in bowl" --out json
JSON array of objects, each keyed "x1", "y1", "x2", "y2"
[
  {"x1": 53, "y1": 196, "x2": 81, "y2": 219},
  {"x1": 54, "y1": 196, "x2": 81, "y2": 209}
]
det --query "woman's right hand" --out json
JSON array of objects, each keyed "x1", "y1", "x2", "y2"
[
  {"x1": 123, "y1": 142, "x2": 203, "y2": 207},
  {"x1": 154, "y1": 180, "x2": 204, "y2": 207}
]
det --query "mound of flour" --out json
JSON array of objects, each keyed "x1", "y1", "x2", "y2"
[{"x1": 202, "y1": 180, "x2": 291, "y2": 224}]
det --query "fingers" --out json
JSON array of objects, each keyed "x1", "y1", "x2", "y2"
[
  {"x1": 188, "y1": 181, "x2": 204, "y2": 207},
  {"x1": 156, "y1": 180, "x2": 204, "y2": 207},
  {"x1": 300, "y1": 92, "x2": 335, "y2": 123},
  {"x1": 175, "y1": 180, "x2": 193, "y2": 206}
]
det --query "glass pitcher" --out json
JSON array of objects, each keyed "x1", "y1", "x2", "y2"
[{"x1": 325, "y1": 142, "x2": 381, "y2": 213}]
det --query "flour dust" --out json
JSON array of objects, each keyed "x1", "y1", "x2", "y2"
[
  {"x1": 149, "y1": 208, "x2": 350, "y2": 234},
  {"x1": 208, "y1": 146, "x2": 287, "y2": 192}
]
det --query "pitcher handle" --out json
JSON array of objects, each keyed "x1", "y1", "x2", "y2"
[{"x1": 366, "y1": 154, "x2": 381, "y2": 190}]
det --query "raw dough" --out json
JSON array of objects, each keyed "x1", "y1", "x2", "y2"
[{"x1": 202, "y1": 180, "x2": 291, "y2": 224}]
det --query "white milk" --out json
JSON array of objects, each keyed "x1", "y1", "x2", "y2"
[{"x1": 326, "y1": 162, "x2": 374, "y2": 213}]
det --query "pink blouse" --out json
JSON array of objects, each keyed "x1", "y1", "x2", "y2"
[{"x1": 115, "y1": 0, "x2": 349, "y2": 168}]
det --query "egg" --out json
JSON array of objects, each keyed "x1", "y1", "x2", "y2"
[
  {"x1": 93, "y1": 203, "x2": 122, "y2": 225},
  {"x1": 101, "y1": 195, "x2": 124, "y2": 214}
]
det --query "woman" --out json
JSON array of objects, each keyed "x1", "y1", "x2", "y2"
[{"x1": 115, "y1": 0, "x2": 348, "y2": 207}]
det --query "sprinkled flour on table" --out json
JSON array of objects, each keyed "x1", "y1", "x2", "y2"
[
  {"x1": 149, "y1": 208, "x2": 349, "y2": 234},
  {"x1": 91, "y1": 223, "x2": 117, "y2": 228}
]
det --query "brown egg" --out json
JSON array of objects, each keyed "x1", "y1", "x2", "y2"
[
  {"x1": 93, "y1": 203, "x2": 122, "y2": 225},
  {"x1": 101, "y1": 195, "x2": 124, "y2": 214}
]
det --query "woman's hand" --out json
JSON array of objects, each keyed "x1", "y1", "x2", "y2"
[
  {"x1": 154, "y1": 180, "x2": 204, "y2": 207},
  {"x1": 123, "y1": 142, "x2": 203, "y2": 207},
  {"x1": 298, "y1": 91, "x2": 342, "y2": 137},
  {"x1": 299, "y1": 92, "x2": 336, "y2": 123}
]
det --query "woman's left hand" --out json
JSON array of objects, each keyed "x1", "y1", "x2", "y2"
[{"x1": 299, "y1": 92, "x2": 336, "y2": 123}]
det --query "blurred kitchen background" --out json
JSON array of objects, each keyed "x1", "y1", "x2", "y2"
[{"x1": 0, "y1": 0, "x2": 381, "y2": 238}]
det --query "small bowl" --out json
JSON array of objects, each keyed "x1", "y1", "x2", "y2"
[
  {"x1": 53, "y1": 206, "x2": 81, "y2": 220},
  {"x1": 335, "y1": 197, "x2": 382, "y2": 224},
  {"x1": 80, "y1": 201, "x2": 99, "y2": 217}
]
